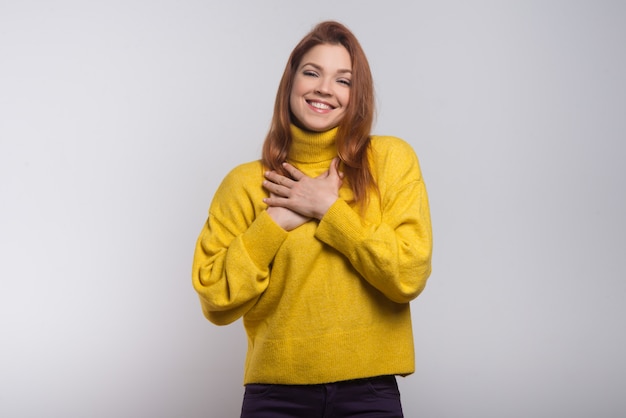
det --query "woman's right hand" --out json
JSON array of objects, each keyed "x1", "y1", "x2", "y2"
[
  {"x1": 265, "y1": 192, "x2": 310, "y2": 231},
  {"x1": 263, "y1": 158, "x2": 343, "y2": 221}
]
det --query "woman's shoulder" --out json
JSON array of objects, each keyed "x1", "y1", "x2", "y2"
[
  {"x1": 224, "y1": 160, "x2": 264, "y2": 178},
  {"x1": 209, "y1": 160, "x2": 265, "y2": 216},
  {"x1": 215, "y1": 160, "x2": 264, "y2": 194},
  {"x1": 369, "y1": 134, "x2": 417, "y2": 157},
  {"x1": 369, "y1": 135, "x2": 422, "y2": 180},
  {"x1": 367, "y1": 134, "x2": 426, "y2": 192}
]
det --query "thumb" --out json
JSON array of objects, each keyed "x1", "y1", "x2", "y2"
[{"x1": 330, "y1": 157, "x2": 344, "y2": 178}]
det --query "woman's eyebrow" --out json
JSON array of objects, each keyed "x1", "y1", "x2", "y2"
[{"x1": 301, "y1": 62, "x2": 352, "y2": 74}]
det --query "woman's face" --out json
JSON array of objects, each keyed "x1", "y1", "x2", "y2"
[{"x1": 289, "y1": 43, "x2": 352, "y2": 132}]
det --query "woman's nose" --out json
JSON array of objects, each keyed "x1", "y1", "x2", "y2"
[{"x1": 314, "y1": 77, "x2": 332, "y2": 95}]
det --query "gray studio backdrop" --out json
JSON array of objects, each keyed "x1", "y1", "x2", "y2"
[{"x1": 1, "y1": 1, "x2": 625, "y2": 417}]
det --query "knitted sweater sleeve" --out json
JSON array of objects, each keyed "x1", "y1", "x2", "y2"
[
  {"x1": 192, "y1": 165, "x2": 288, "y2": 325},
  {"x1": 314, "y1": 138, "x2": 433, "y2": 303}
]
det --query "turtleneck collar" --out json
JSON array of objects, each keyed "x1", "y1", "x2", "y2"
[{"x1": 288, "y1": 124, "x2": 338, "y2": 164}]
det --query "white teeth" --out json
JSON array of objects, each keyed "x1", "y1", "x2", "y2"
[{"x1": 309, "y1": 101, "x2": 332, "y2": 110}]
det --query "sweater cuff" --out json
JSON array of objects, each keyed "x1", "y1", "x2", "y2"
[
  {"x1": 242, "y1": 211, "x2": 288, "y2": 269},
  {"x1": 315, "y1": 199, "x2": 365, "y2": 252}
]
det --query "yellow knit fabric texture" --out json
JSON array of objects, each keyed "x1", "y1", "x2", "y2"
[{"x1": 193, "y1": 125, "x2": 432, "y2": 384}]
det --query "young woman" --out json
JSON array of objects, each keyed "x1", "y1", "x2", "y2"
[{"x1": 192, "y1": 21, "x2": 433, "y2": 417}]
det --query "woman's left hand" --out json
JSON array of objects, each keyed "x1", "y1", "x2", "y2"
[{"x1": 263, "y1": 157, "x2": 343, "y2": 220}]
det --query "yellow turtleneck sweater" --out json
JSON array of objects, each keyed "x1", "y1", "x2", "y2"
[{"x1": 192, "y1": 125, "x2": 432, "y2": 385}]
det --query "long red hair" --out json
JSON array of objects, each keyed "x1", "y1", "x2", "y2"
[{"x1": 261, "y1": 21, "x2": 376, "y2": 206}]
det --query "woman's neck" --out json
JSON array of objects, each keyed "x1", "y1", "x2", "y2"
[{"x1": 288, "y1": 124, "x2": 338, "y2": 164}]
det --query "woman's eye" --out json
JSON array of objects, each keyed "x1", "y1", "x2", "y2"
[
  {"x1": 338, "y1": 79, "x2": 351, "y2": 86},
  {"x1": 303, "y1": 70, "x2": 318, "y2": 77}
]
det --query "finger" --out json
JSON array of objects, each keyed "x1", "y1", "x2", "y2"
[
  {"x1": 328, "y1": 158, "x2": 338, "y2": 175},
  {"x1": 329, "y1": 157, "x2": 343, "y2": 179},
  {"x1": 265, "y1": 170, "x2": 295, "y2": 188},
  {"x1": 263, "y1": 194, "x2": 289, "y2": 207},
  {"x1": 316, "y1": 169, "x2": 329, "y2": 179},
  {"x1": 336, "y1": 159, "x2": 345, "y2": 179},
  {"x1": 263, "y1": 179, "x2": 291, "y2": 197},
  {"x1": 282, "y1": 162, "x2": 305, "y2": 181}
]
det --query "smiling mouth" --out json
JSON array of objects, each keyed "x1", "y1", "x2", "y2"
[{"x1": 307, "y1": 100, "x2": 334, "y2": 110}]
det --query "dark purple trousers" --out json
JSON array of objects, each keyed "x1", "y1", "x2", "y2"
[{"x1": 240, "y1": 375, "x2": 404, "y2": 418}]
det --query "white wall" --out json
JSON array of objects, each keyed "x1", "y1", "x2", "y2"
[{"x1": 1, "y1": 1, "x2": 624, "y2": 417}]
